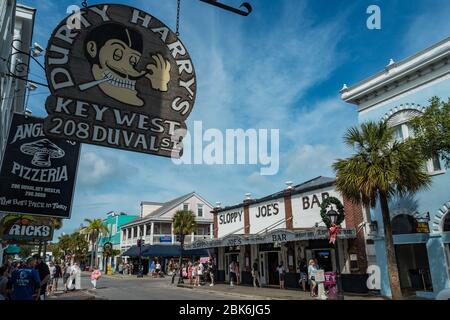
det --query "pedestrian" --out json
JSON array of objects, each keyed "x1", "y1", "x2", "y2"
[
  {"x1": 33, "y1": 255, "x2": 50, "y2": 300},
  {"x1": 197, "y1": 260, "x2": 204, "y2": 286},
  {"x1": 235, "y1": 261, "x2": 240, "y2": 285},
  {"x1": 0, "y1": 266, "x2": 9, "y2": 300},
  {"x1": 276, "y1": 261, "x2": 286, "y2": 289},
  {"x1": 252, "y1": 259, "x2": 261, "y2": 288},
  {"x1": 229, "y1": 260, "x2": 236, "y2": 287},
  {"x1": 188, "y1": 261, "x2": 193, "y2": 285},
  {"x1": 308, "y1": 259, "x2": 318, "y2": 297},
  {"x1": 68, "y1": 263, "x2": 81, "y2": 291},
  {"x1": 6, "y1": 257, "x2": 41, "y2": 300},
  {"x1": 208, "y1": 259, "x2": 216, "y2": 287},
  {"x1": 47, "y1": 261, "x2": 55, "y2": 295},
  {"x1": 53, "y1": 262, "x2": 62, "y2": 293},
  {"x1": 298, "y1": 258, "x2": 308, "y2": 292},
  {"x1": 63, "y1": 263, "x2": 70, "y2": 293},
  {"x1": 90, "y1": 267, "x2": 102, "y2": 289},
  {"x1": 155, "y1": 260, "x2": 161, "y2": 277},
  {"x1": 192, "y1": 262, "x2": 198, "y2": 286}
]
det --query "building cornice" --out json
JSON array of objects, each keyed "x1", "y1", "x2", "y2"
[{"x1": 341, "y1": 37, "x2": 450, "y2": 109}]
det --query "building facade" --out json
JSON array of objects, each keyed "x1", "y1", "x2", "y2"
[
  {"x1": 186, "y1": 177, "x2": 371, "y2": 291},
  {"x1": 0, "y1": 1, "x2": 35, "y2": 163},
  {"x1": 96, "y1": 211, "x2": 139, "y2": 272},
  {"x1": 120, "y1": 192, "x2": 214, "y2": 272},
  {"x1": 341, "y1": 37, "x2": 450, "y2": 298}
]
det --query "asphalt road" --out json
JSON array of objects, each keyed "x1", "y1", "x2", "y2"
[{"x1": 79, "y1": 273, "x2": 241, "y2": 300}]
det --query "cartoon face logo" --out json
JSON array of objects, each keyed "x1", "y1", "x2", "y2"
[{"x1": 80, "y1": 22, "x2": 171, "y2": 106}]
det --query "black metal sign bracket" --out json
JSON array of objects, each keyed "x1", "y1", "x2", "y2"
[{"x1": 199, "y1": 0, "x2": 252, "y2": 16}]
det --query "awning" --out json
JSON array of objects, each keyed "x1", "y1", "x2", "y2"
[
  {"x1": 122, "y1": 244, "x2": 209, "y2": 258},
  {"x1": 184, "y1": 228, "x2": 357, "y2": 250},
  {"x1": 5, "y1": 245, "x2": 21, "y2": 255}
]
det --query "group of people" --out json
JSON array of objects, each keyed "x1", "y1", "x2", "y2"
[
  {"x1": 186, "y1": 259, "x2": 216, "y2": 287},
  {"x1": 0, "y1": 255, "x2": 58, "y2": 300},
  {"x1": 117, "y1": 262, "x2": 133, "y2": 275}
]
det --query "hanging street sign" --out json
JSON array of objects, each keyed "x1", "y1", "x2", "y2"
[
  {"x1": 0, "y1": 113, "x2": 80, "y2": 219},
  {"x1": 0, "y1": 214, "x2": 54, "y2": 243},
  {"x1": 43, "y1": 4, "x2": 196, "y2": 158}
]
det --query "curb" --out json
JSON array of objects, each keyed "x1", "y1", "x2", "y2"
[{"x1": 175, "y1": 284, "x2": 281, "y2": 300}]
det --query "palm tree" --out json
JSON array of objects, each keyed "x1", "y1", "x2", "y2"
[
  {"x1": 172, "y1": 210, "x2": 197, "y2": 283},
  {"x1": 80, "y1": 219, "x2": 109, "y2": 271},
  {"x1": 333, "y1": 121, "x2": 431, "y2": 300}
]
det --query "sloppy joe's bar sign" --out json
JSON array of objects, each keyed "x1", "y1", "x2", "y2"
[
  {"x1": 44, "y1": 4, "x2": 196, "y2": 157},
  {"x1": 217, "y1": 208, "x2": 245, "y2": 238},
  {"x1": 0, "y1": 114, "x2": 80, "y2": 218},
  {"x1": 249, "y1": 200, "x2": 285, "y2": 234}
]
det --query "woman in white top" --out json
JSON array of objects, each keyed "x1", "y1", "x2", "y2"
[
  {"x1": 197, "y1": 261, "x2": 203, "y2": 287},
  {"x1": 308, "y1": 259, "x2": 317, "y2": 297}
]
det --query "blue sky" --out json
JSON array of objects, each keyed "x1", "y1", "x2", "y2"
[{"x1": 19, "y1": 0, "x2": 450, "y2": 239}]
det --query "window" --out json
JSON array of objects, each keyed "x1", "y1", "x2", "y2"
[
  {"x1": 197, "y1": 204, "x2": 203, "y2": 217},
  {"x1": 139, "y1": 225, "x2": 144, "y2": 237},
  {"x1": 146, "y1": 224, "x2": 151, "y2": 235},
  {"x1": 183, "y1": 203, "x2": 189, "y2": 211},
  {"x1": 112, "y1": 224, "x2": 117, "y2": 235},
  {"x1": 391, "y1": 214, "x2": 417, "y2": 235},
  {"x1": 443, "y1": 213, "x2": 450, "y2": 232},
  {"x1": 127, "y1": 229, "x2": 131, "y2": 239}
]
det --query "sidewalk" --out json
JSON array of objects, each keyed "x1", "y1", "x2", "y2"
[
  {"x1": 46, "y1": 289, "x2": 96, "y2": 300},
  {"x1": 176, "y1": 283, "x2": 385, "y2": 300}
]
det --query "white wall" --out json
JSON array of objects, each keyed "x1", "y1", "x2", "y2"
[
  {"x1": 249, "y1": 199, "x2": 285, "y2": 234},
  {"x1": 291, "y1": 186, "x2": 345, "y2": 228},
  {"x1": 217, "y1": 207, "x2": 245, "y2": 238}
]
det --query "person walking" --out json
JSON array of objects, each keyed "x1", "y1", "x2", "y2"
[
  {"x1": 308, "y1": 259, "x2": 318, "y2": 297},
  {"x1": 155, "y1": 260, "x2": 162, "y2": 277},
  {"x1": 47, "y1": 262, "x2": 55, "y2": 295},
  {"x1": 53, "y1": 262, "x2": 62, "y2": 293},
  {"x1": 252, "y1": 259, "x2": 261, "y2": 288},
  {"x1": 90, "y1": 267, "x2": 102, "y2": 289},
  {"x1": 298, "y1": 258, "x2": 308, "y2": 292},
  {"x1": 276, "y1": 261, "x2": 286, "y2": 289},
  {"x1": 33, "y1": 255, "x2": 50, "y2": 300},
  {"x1": 7, "y1": 257, "x2": 41, "y2": 300},
  {"x1": 188, "y1": 261, "x2": 193, "y2": 285},
  {"x1": 0, "y1": 266, "x2": 9, "y2": 300},
  {"x1": 208, "y1": 260, "x2": 216, "y2": 287},
  {"x1": 192, "y1": 262, "x2": 198, "y2": 287},
  {"x1": 235, "y1": 261, "x2": 240, "y2": 285},
  {"x1": 197, "y1": 260, "x2": 204, "y2": 286},
  {"x1": 63, "y1": 263, "x2": 71, "y2": 293},
  {"x1": 229, "y1": 261, "x2": 236, "y2": 287}
]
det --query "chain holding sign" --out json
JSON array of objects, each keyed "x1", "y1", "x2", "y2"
[{"x1": 43, "y1": 4, "x2": 196, "y2": 158}]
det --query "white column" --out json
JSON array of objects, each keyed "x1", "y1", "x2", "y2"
[
  {"x1": 143, "y1": 224, "x2": 147, "y2": 238},
  {"x1": 210, "y1": 224, "x2": 213, "y2": 239},
  {"x1": 171, "y1": 223, "x2": 175, "y2": 244},
  {"x1": 150, "y1": 222, "x2": 154, "y2": 245}
]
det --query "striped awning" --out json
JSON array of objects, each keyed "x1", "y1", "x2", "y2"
[{"x1": 184, "y1": 228, "x2": 356, "y2": 250}]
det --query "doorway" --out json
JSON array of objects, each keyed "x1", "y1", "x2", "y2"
[
  {"x1": 225, "y1": 253, "x2": 239, "y2": 281},
  {"x1": 314, "y1": 249, "x2": 333, "y2": 271},
  {"x1": 394, "y1": 244, "x2": 433, "y2": 294},
  {"x1": 267, "y1": 252, "x2": 280, "y2": 285}
]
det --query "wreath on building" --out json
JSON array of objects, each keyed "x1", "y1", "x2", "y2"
[{"x1": 320, "y1": 197, "x2": 345, "y2": 228}]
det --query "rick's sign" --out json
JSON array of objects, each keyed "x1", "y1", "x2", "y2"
[
  {"x1": 43, "y1": 4, "x2": 196, "y2": 157},
  {"x1": 0, "y1": 215, "x2": 54, "y2": 243}
]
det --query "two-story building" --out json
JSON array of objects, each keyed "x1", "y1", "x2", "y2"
[
  {"x1": 186, "y1": 177, "x2": 371, "y2": 292},
  {"x1": 341, "y1": 37, "x2": 450, "y2": 298},
  {"x1": 120, "y1": 192, "x2": 214, "y2": 273}
]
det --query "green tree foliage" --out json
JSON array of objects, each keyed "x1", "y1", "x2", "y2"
[
  {"x1": 409, "y1": 97, "x2": 450, "y2": 168},
  {"x1": 333, "y1": 121, "x2": 431, "y2": 299},
  {"x1": 80, "y1": 219, "x2": 109, "y2": 270}
]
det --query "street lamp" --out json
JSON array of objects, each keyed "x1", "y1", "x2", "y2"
[{"x1": 327, "y1": 206, "x2": 344, "y2": 300}]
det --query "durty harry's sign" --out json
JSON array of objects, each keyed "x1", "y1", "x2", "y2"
[
  {"x1": 0, "y1": 114, "x2": 80, "y2": 218},
  {"x1": 43, "y1": 4, "x2": 196, "y2": 157},
  {"x1": 0, "y1": 215, "x2": 54, "y2": 243}
]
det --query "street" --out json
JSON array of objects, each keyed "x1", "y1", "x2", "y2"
[{"x1": 51, "y1": 272, "x2": 243, "y2": 300}]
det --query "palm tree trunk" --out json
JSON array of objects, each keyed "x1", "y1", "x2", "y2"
[
  {"x1": 179, "y1": 236, "x2": 184, "y2": 283},
  {"x1": 90, "y1": 240, "x2": 95, "y2": 271},
  {"x1": 379, "y1": 191, "x2": 403, "y2": 300}
]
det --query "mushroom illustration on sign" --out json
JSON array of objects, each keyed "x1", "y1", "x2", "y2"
[{"x1": 20, "y1": 139, "x2": 65, "y2": 167}]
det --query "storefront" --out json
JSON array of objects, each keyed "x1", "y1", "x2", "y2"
[{"x1": 186, "y1": 176, "x2": 370, "y2": 292}]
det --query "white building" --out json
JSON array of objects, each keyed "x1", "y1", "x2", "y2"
[
  {"x1": 0, "y1": 1, "x2": 36, "y2": 163},
  {"x1": 120, "y1": 192, "x2": 214, "y2": 257}
]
